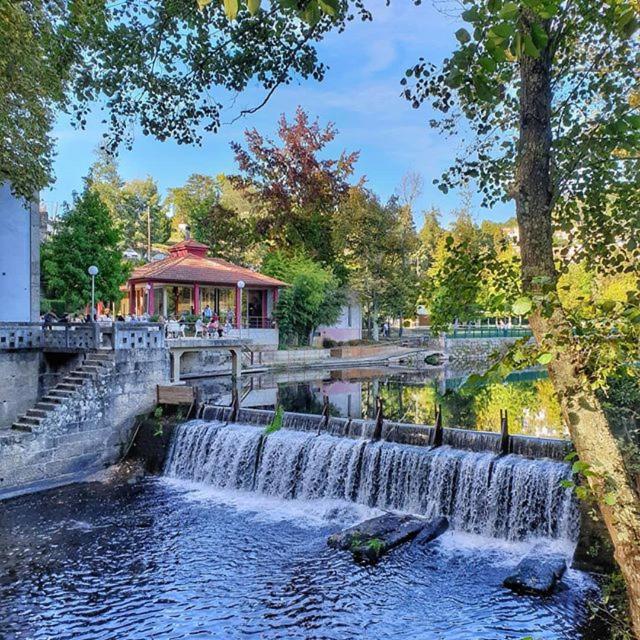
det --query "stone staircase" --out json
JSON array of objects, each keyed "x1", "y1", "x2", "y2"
[{"x1": 11, "y1": 352, "x2": 115, "y2": 433}]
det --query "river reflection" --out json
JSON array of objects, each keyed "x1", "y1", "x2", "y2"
[{"x1": 203, "y1": 366, "x2": 566, "y2": 440}]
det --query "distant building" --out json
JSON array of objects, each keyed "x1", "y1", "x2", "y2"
[
  {"x1": 0, "y1": 183, "x2": 40, "y2": 322},
  {"x1": 316, "y1": 294, "x2": 362, "y2": 343},
  {"x1": 123, "y1": 248, "x2": 141, "y2": 261}
]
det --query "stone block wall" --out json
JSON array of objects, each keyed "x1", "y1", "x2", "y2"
[
  {"x1": 444, "y1": 337, "x2": 520, "y2": 363},
  {"x1": 0, "y1": 348, "x2": 169, "y2": 499},
  {"x1": 0, "y1": 351, "x2": 40, "y2": 428}
]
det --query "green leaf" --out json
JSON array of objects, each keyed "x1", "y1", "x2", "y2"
[
  {"x1": 560, "y1": 479, "x2": 575, "y2": 489},
  {"x1": 492, "y1": 22, "x2": 515, "y2": 39},
  {"x1": 523, "y1": 33, "x2": 539, "y2": 58},
  {"x1": 461, "y1": 7, "x2": 480, "y2": 23},
  {"x1": 247, "y1": 0, "x2": 261, "y2": 14},
  {"x1": 455, "y1": 28, "x2": 471, "y2": 44},
  {"x1": 479, "y1": 56, "x2": 497, "y2": 73},
  {"x1": 572, "y1": 460, "x2": 590, "y2": 474},
  {"x1": 537, "y1": 352, "x2": 554, "y2": 365},
  {"x1": 512, "y1": 296, "x2": 532, "y2": 316},
  {"x1": 222, "y1": 0, "x2": 239, "y2": 19},
  {"x1": 499, "y1": 2, "x2": 519, "y2": 19},
  {"x1": 318, "y1": 0, "x2": 339, "y2": 16},
  {"x1": 604, "y1": 492, "x2": 617, "y2": 506},
  {"x1": 564, "y1": 451, "x2": 578, "y2": 462},
  {"x1": 196, "y1": 0, "x2": 213, "y2": 8},
  {"x1": 530, "y1": 23, "x2": 548, "y2": 50}
]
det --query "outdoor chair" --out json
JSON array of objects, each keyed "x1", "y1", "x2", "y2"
[
  {"x1": 166, "y1": 320, "x2": 185, "y2": 338},
  {"x1": 194, "y1": 319, "x2": 204, "y2": 338}
]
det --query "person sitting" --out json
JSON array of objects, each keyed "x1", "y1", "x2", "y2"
[{"x1": 207, "y1": 318, "x2": 220, "y2": 337}]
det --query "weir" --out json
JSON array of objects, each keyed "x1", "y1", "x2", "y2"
[
  {"x1": 164, "y1": 418, "x2": 579, "y2": 544},
  {"x1": 200, "y1": 405, "x2": 572, "y2": 460}
]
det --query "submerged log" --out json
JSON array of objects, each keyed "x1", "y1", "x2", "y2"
[
  {"x1": 328, "y1": 514, "x2": 448, "y2": 563},
  {"x1": 413, "y1": 516, "x2": 449, "y2": 544},
  {"x1": 503, "y1": 546, "x2": 567, "y2": 595}
]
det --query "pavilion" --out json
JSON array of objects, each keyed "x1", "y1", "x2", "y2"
[{"x1": 122, "y1": 239, "x2": 287, "y2": 331}]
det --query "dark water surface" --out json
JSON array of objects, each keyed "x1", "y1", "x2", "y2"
[{"x1": 0, "y1": 478, "x2": 599, "y2": 640}]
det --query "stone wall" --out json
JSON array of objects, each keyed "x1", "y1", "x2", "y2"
[
  {"x1": 0, "y1": 350, "x2": 40, "y2": 428},
  {"x1": 0, "y1": 348, "x2": 169, "y2": 499},
  {"x1": 444, "y1": 337, "x2": 520, "y2": 363}
]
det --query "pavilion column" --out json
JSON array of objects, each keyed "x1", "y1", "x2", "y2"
[
  {"x1": 235, "y1": 286, "x2": 242, "y2": 329},
  {"x1": 194, "y1": 283, "x2": 200, "y2": 315},
  {"x1": 261, "y1": 290, "x2": 268, "y2": 328},
  {"x1": 129, "y1": 283, "x2": 136, "y2": 315},
  {"x1": 147, "y1": 283, "x2": 154, "y2": 315}
]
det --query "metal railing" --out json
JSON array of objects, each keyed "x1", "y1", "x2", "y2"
[{"x1": 447, "y1": 324, "x2": 532, "y2": 339}]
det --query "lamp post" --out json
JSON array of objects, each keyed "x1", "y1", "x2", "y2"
[
  {"x1": 237, "y1": 280, "x2": 245, "y2": 339},
  {"x1": 88, "y1": 265, "x2": 99, "y2": 321}
]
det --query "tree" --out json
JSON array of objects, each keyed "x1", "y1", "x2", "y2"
[
  {"x1": 0, "y1": 0, "x2": 103, "y2": 199},
  {"x1": 262, "y1": 251, "x2": 344, "y2": 346},
  {"x1": 3, "y1": 0, "x2": 362, "y2": 200},
  {"x1": 41, "y1": 187, "x2": 130, "y2": 311},
  {"x1": 334, "y1": 187, "x2": 416, "y2": 340},
  {"x1": 416, "y1": 208, "x2": 445, "y2": 276},
  {"x1": 169, "y1": 174, "x2": 259, "y2": 265},
  {"x1": 231, "y1": 107, "x2": 359, "y2": 264},
  {"x1": 406, "y1": 1, "x2": 640, "y2": 628},
  {"x1": 88, "y1": 155, "x2": 172, "y2": 254}
]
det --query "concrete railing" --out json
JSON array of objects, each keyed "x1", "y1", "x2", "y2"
[
  {"x1": 0, "y1": 323, "x2": 43, "y2": 350},
  {"x1": 42, "y1": 322, "x2": 165, "y2": 352}
]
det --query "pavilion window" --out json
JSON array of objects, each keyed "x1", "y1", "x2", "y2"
[{"x1": 218, "y1": 288, "x2": 234, "y2": 319}]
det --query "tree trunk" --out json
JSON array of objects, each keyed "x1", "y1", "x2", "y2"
[
  {"x1": 371, "y1": 298, "x2": 379, "y2": 341},
  {"x1": 517, "y1": 28, "x2": 640, "y2": 637}
]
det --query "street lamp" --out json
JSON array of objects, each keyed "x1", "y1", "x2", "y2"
[
  {"x1": 237, "y1": 280, "x2": 245, "y2": 339},
  {"x1": 88, "y1": 265, "x2": 99, "y2": 321}
]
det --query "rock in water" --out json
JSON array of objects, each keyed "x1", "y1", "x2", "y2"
[
  {"x1": 503, "y1": 548, "x2": 567, "y2": 595},
  {"x1": 328, "y1": 514, "x2": 447, "y2": 563},
  {"x1": 413, "y1": 516, "x2": 449, "y2": 544}
]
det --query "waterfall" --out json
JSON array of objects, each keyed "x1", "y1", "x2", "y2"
[{"x1": 165, "y1": 420, "x2": 579, "y2": 543}]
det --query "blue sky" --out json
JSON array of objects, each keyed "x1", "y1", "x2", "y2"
[{"x1": 46, "y1": 0, "x2": 515, "y2": 228}]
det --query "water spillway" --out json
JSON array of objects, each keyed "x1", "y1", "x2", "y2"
[
  {"x1": 164, "y1": 419, "x2": 579, "y2": 544},
  {"x1": 200, "y1": 405, "x2": 573, "y2": 460}
]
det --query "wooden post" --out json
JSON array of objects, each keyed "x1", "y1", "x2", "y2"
[
  {"x1": 230, "y1": 387, "x2": 240, "y2": 422},
  {"x1": 372, "y1": 396, "x2": 384, "y2": 441},
  {"x1": 318, "y1": 395, "x2": 330, "y2": 434},
  {"x1": 432, "y1": 404, "x2": 443, "y2": 447},
  {"x1": 500, "y1": 409, "x2": 510, "y2": 455}
]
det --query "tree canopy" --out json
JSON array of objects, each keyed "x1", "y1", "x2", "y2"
[{"x1": 41, "y1": 186, "x2": 130, "y2": 311}]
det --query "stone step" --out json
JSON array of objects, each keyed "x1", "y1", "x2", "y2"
[
  {"x1": 48, "y1": 389, "x2": 73, "y2": 398},
  {"x1": 19, "y1": 415, "x2": 43, "y2": 425},
  {"x1": 87, "y1": 353, "x2": 113, "y2": 362},
  {"x1": 35, "y1": 402, "x2": 59, "y2": 411},
  {"x1": 11, "y1": 422, "x2": 34, "y2": 433},
  {"x1": 41, "y1": 395, "x2": 64, "y2": 405},
  {"x1": 80, "y1": 365, "x2": 102, "y2": 373},
  {"x1": 54, "y1": 380, "x2": 82, "y2": 391},
  {"x1": 56, "y1": 382, "x2": 81, "y2": 391},
  {"x1": 68, "y1": 372, "x2": 93, "y2": 380},
  {"x1": 26, "y1": 409, "x2": 49, "y2": 418}
]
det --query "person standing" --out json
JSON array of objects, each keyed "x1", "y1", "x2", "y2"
[{"x1": 203, "y1": 304, "x2": 213, "y2": 321}]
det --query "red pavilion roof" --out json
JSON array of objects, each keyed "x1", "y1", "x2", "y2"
[{"x1": 128, "y1": 240, "x2": 287, "y2": 288}]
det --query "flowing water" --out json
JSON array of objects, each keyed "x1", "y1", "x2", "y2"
[
  {"x1": 165, "y1": 420, "x2": 579, "y2": 544},
  {"x1": 0, "y1": 419, "x2": 598, "y2": 639}
]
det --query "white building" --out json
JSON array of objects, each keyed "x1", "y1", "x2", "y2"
[{"x1": 0, "y1": 183, "x2": 40, "y2": 322}]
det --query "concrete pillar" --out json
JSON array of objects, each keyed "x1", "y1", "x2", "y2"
[
  {"x1": 261, "y1": 289, "x2": 267, "y2": 328},
  {"x1": 171, "y1": 350, "x2": 182, "y2": 383},
  {"x1": 148, "y1": 283, "x2": 155, "y2": 315},
  {"x1": 194, "y1": 283, "x2": 200, "y2": 315},
  {"x1": 235, "y1": 287, "x2": 242, "y2": 329},
  {"x1": 162, "y1": 288, "x2": 168, "y2": 317},
  {"x1": 129, "y1": 283, "x2": 136, "y2": 315}
]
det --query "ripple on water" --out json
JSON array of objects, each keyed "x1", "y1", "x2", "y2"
[{"x1": 0, "y1": 478, "x2": 598, "y2": 640}]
